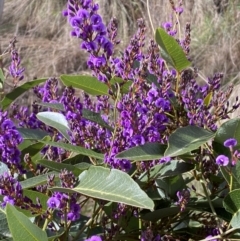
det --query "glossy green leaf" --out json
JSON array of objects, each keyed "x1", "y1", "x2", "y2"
[
  {"x1": 155, "y1": 28, "x2": 191, "y2": 72},
  {"x1": 17, "y1": 128, "x2": 49, "y2": 140},
  {"x1": 51, "y1": 166, "x2": 154, "y2": 210},
  {"x1": 60, "y1": 75, "x2": 109, "y2": 96},
  {"x1": 1, "y1": 78, "x2": 47, "y2": 110},
  {"x1": 37, "y1": 159, "x2": 88, "y2": 176},
  {"x1": 6, "y1": 204, "x2": 48, "y2": 241},
  {"x1": 39, "y1": 140, "x2": 104, "y2": 160},
  {"x1": 21, "y1": 171, "x2": 58, "y2": 189},
  {"x1": 115, "y1": 143, "x2": 167, "y2": 161},
  {"x1": 223, "y1": 189, "x2": 240, "y2": 214},
  {"x1": 82, "y1": 109, "x2": 113, "y2": 131},
  {"x1": 215, "y1": 118, "x2": 240, "y2": 149},
  {"x1": 36, "y1": 102, "x2": 64, "y2": 111},
  {"x1": 36, "y1": 112, "x2": 71, "y2": 142},
  {"x1": 164, "y1": 126, "x2": 215, "y2": 157}
]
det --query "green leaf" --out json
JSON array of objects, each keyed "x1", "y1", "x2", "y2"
[
  {"x1": 139, "y1": 160, "x2": 195, "y2": 182},
  {"x1": 142, "y1": 206, "x2": 181, "y2": 222},
  {"x1": 230, "y1": 210, "x2": 240, "y2": 228},
  {"x1": 0, "y1": 207, "x2": 11, "y2": 238},
  {"x1": 21, "y1": 171, "x2": 58, "y2": 189},
  {"x1": 36, "y1": 102, "x2": 64, "y2": 111},
  {"x1": 220, "y1": 164, "x2": 240, "y2": 190},
  {"x1": 0, "y1": 68, "x2": 5, "y2": 83},
  {"x1": 203, "y1": 91, "x2": 213, "y2": 107},
  {"x1": 164, "y1": 126, "x2": 215, "y2": 157},
  {"x1": 17, "y1": 190, "x2": 49, "y2": 217},
  {"x1": 36, "y1": 112, "x2": 71, "y2": 142},
  {"x1": 223, "y1": 189, "x2": 240, "y2": 214},
  {"x1": 18, "y1": 140, "x2": 33, "y2": 151},
  {"x1": 215, "y1": 118, "x2": 240, "y2": 148},
  {"x1": 82, "y1": 109, "x2": 113, "y2": 131},
  {"x1": 6, "y1": 204, "x2": 48, "y2": 241},
  {"x1": 17, "y1": 128, "x2": 49, "y2": 140},
  {"x1": 20, "y1": 136, "x2": 51, "y2": 161},
  {"x1": 37, "y1": 159, "x2": 87, "y2": 176},
  {"x1": 62, "y1": 154, "x2": 90, "y2": 165},
  {"x1": 0, "y1": 162, "x2": 9, "y2": 175},
  {"x1": 155, "y1": 28, "x2": 191, "y2": 72},
  {"x1": 156, "y1": 174, "x2": 186, "y2": 198},
  {"x1": 23, "y1": 190, "x2": 48, "y2": 212},
  {"x1": 51, "y1": 166, "x2": 154, "y2": 210},
  {"x1": 110, "y1": 77, "x2": 132, "y2": 94},
  {"x1": 1, "y1": 78, "x2": 47, "y2": 110},
  {"x1": 39, "y1": 141, "x2": 104, "y2": 160},
  {"x1": 115, "y1": 143, "x2": 167, "y2": 161},
  {"x1": 60, "y1": 75, "x2": 109, "y2": 96}
]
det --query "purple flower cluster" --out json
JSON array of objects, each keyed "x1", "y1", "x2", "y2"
[
  {"x1": 8, "y1": 37, "x2": 25, "y2": 86},
  {"x1": 0, "y1": 111, "x2": 23, "y2": 172},
  {"x1": 0, "y1": 172, "x2": 22, "y2": 207},
  {"x1": 47, "y1": 170, "x2": 80, "y2": 222},
  {"x1": 0, "y1": 173, "x2": 42, "y2": 214},
  {"x1": 63, "y1": 0, "x2": 114, "y2": 83},
  {"x1": 47, "y1": 192, "x2": 81, "y2": 221}
]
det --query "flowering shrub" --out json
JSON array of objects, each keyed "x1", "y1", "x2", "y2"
[{"x1": 1, "y1": 0, "x2": 240, "y2": 240}]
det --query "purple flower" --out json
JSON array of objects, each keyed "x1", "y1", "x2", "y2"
[
  {"x1": 90, "y1": 14, "x2": 102, "y2": 25},
  {"x1": 47, "y1": 197, "x2": 61, "y2": 208},
  {"x1": 67, "y1": 212, "x2": 80, "y2": 221},
  {"x1": 3, "y1": 196, "x2": 15, "y2": 206},
  {"x1": 216, "y1": 155, "x2": 229, "y2": 166},
  {"x1": 162, "y1": 22, "x2": 172, "y2": 30},
  {"x1": 77, "y1": 9, "x2": 89, "y2": 20},
  {"x1": 224, "y1": 138, "x2": 237, "y2": 148},
  {"x1": 88, "y1": 236, "x2": 102, "y2": 241},
  {"x1": 175, "y1": 7, "x2": 184, "y2": 14}
]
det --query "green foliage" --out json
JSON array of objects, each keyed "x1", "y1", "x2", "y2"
[
  {"x1": 164, "y1": 125, "x2": 215, "y2": 157},
  {"x1": 155, "y1": 28, "x2": 191, "y2": 72},
  {"x1": 115, "y1": 143, "x2": 167, "y2": 161},
  {"x1": 60, "y1": 75, "x2": 109, "y2": 96},
  {"x1": 50, "y1": 166, "x2": 154, "y2": 210},
  {"x1": 1, "y1": 78, "x2": 47, "y2": 110},
  {"x1": 36, "y1": 112, "x2": 71, "y2": 142},
  {"x1": 6, "y1": 204, "x2": 48, "y2": 241}
]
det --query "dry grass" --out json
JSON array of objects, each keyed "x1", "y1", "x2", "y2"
[{"x1": 0, "y1": 0, "x2": 240, "y2": 86}]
